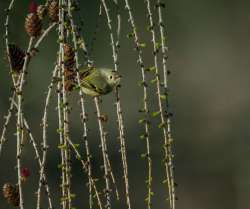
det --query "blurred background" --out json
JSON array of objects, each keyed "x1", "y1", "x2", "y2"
[{"x1": 1, "y1": 0, "x2": 250, "y2": 209}]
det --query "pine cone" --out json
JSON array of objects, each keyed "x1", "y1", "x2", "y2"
[
  {"x1": 25, "y1": 13, "x2": 42, "y2": 37},
  {"x1": 3, "y1": 183, "x2": 19, "y2": 206},
  {"x1": 63, "y1": 44, "x2": 75, "y2": 70},
  {"x1": 64, "y1": 68, "x2": 75, "y2": 80},
  {"x1": 48, "y1": 0, "x2": 59, "y2": 22},
  {"x1": 37, "y1": 5, "x2": 47, "y2": 20},
  {"x1": 62, "y1": 43, "x2": 76, "y2": 92},
  {"x1": 64, "y1": 68, "x2": 76, "y2": 92},
  {"x1": 64, "y1": 80, "x2": 75, "y2": 92},
  {"x1": 8, "y1": 44, "x2": 25, "y2": 73}
]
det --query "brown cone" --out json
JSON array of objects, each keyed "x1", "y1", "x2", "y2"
[
  {"x1": 8, "y1": 44, "x2": 25, "y2": 73},
  {"x1": 63, "y1": 43, "x2": 74, "y2": 58},
  {"x1": 37, "y1": 5, "x2": 47, "y2": 20},
  {"x1": 64, "y1": 80, "x2": 76, "y2": 92},
  {"x1": 3, "y1": 183, "x2": 19, "y2": 206},
  {"x1": 64, "y1": 68, "x2": 76, "y2": 92},
  {"x1": 25, "y1": 13, "x2": 42, "y2": 37},
  {"x1": 63, "y1": 44, "x2": 75, "y2": 70},
  {"x1": 48, "y1": 0, "x2": 59, "y2": 22}
]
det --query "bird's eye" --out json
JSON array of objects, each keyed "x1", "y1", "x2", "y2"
[{"x1": 109, "y1": 75, "x2": 113, "y2": 79}]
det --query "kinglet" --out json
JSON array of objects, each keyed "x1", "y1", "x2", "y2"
[{"x1": 80, "y1": 67, "x2": 121, "y2": 96}]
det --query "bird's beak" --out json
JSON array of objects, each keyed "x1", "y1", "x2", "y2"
[{"x1": 115, "y1": 74, "x2": 122, "y2": 79}]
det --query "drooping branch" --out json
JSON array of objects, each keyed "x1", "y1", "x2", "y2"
[
  {"x1": 0, "y1": 92, "x2": 15, "y2": 156},
  {"x1": 100, "y1": 0, "x2": 132, "y2": 208},
  {"x1": 59, "y1": 1, "x2": 73, "y2": 207},
  {"x1": 36, "y1": 64, "x2": 58, "y2": 209},
  {"x1": 66, "y1": 0, "x2": 95, "y2": 208},
  {"x1": 56, "y1": 65, "x2": 67, "y2": 209},
  {"x1": 156, "y1": 1, "x2": 176, "y2": 208},
  {"x1": 57, "y1": 1, "x2": 70, "y2": 208},
  {"x1": 64, "y1": 134, "x2": 103, "y2": 209},
  {"x1": 145, "y1": 0, "x2": 168, "y2": 208},
  {"x1": 11, "y1": 99, "x2": 54, "y2": 209},
  {"x1": 16, "y1": 37, "x2": 34, "y2": 209},
  {"x1": 94, "y1": 97, "x2": 111, "y2": 209},
  {"x1": 123, "y1": 0, "x2": 152, "y2": 208}
]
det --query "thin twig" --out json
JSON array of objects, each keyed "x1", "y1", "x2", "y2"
[
  {"x1": 94, "y1": 97, "x2": 111, "y2": 209},
  {"x1": 0, "y1": 92, "x2": 15, "y2": 156},
  {"x1": 57, "y1": 66, "x2": 67, "y2": 209},
  {"x1": 105, "y1": 153, "x2": 119, "y2": 200},
  {"x1": 33, "y1": 22, "x2": 57, "y2": 50},
  {"x1": 68, "y1": 0, "x2": 92, "y2": 65},
  {"x1": 4, "y1": 0, "x2": 16, "y2": 77},
  {"x1": 88, "y1": 3, "x2": 102, "y2": 59}
]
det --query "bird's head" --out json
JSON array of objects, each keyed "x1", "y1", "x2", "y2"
[{"x1": 101, "y1": 68, "x2": 121, "y2": 87}]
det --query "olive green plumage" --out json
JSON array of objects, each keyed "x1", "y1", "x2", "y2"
[{"x1": 80, "y1": 67, "x2": 121, "y2": 96}]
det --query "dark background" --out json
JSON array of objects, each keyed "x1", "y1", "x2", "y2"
[{"x1": 0, "y1": 0, "x2": 250, "y2": 209}]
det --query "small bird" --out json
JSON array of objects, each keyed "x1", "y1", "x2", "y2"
[{"x1": 80, "y1": 67, "x2": 121, "y2": 96}]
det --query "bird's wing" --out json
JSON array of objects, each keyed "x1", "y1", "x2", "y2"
[
  {"x1": 79, "y1": 66, "x2": 95, "y2": 79},
  {"x1": 80, "y1": 69, "x2": 108, "y2": 95}
]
